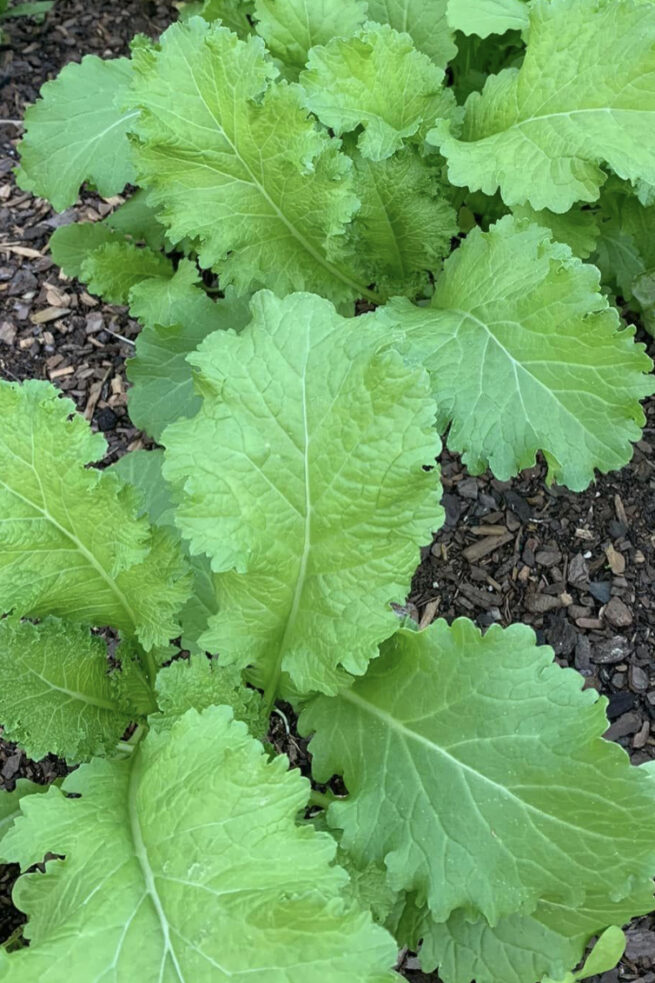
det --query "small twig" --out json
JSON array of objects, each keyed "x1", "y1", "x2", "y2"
[
  {"x1": 0, "y1": 119, "x2": 22, "y2": 126},
  {"x1": 272, "y1": 706, "x2": 290, "y2": 734},
  {"x1": 103, "y1": 326, "x2": 135, "y2": 346}
]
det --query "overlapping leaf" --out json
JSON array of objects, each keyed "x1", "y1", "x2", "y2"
[
  {"x1": 366, "y1": 0, "x2": 456, "y2": 67},
  {"x1": 301, "y1": 23, "x2": 452, "y2": 161},
  {"x1": 383, "y1": 216, "x2": 654, "y2": 490},
  {"x1": 301, "y1": 619, "x2": 655, "y2": 924},
  {"x1": 80, "y1": 241, "x2": 173, "y2": 305},
  {"x1": 447, "y1": 0, "x2": 529, "y2": 37},
  {"x1": 163, "y1": 291, "x2": 442, "y2": 697},
  {"x1": 0, "y1": 381, "x2": 189, "y2": 649},
  {"x1": 17, "y1": 56, "x2": 137, "y2": 210},
  {"x1": 127, "y1": 18, "x2": 368, "y2": 305},
  {"x1": 127, "y1": 261, "x2": 252, "y2": 440},
  {"x1": 431, "y1": 0, "x2": 655, "y2": 212},
  {"x1": 0, "y1": 781, "x2": 48, "y2": 849},
  {"x1": 0, "y1": 618, "x2": 147, "y2": 761},
  {"x1": 512, "y1": 203, "x2": 599, "y2": 259},
  {"x1": 189, "y1": 0, "x2": 255, "y2": 34},
  {"x1": 1, "y1": 706, "x2": 398, "y2": 982},
  {"x1": 254, "y1": 0, "x2": 366, "y2": 75}
]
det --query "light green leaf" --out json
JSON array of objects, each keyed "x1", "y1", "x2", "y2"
[
  {"x1": 80, "y1": 241, "x2": 173, "y2": 305},
  {"x1": 447, "y1": 0, "x2": 529, "y2": 37},
  {"x1": 0, "y1": 618, "x2": 139, "y2": 761},
  {"x1": 349, "y1": 147, "x2": 457, "y2": 298},
  {"x1": 163, "y1": 291, "x2": 442, "y2": 698},
  {"x1": 593, "y1": 180, "x2": 655, "y2": 298},
  {"x1": 155, "y1": 655, "x2": 266, "y2": 736},
  {"x1": 301, "y1": 23, "x2": 449, "y2": 161},
  {"x1": 104, "y1": 189, "x2": 167, "y2": 251},
  {"x1": 111, "y1": 447, "x2": 220, "y2": 655},
  {"x1": 254, "y1": 0, "x2": 366, "y2": 75},
  {"x1": 3, "y1": 1, "x2": 54, "y2": 16},
  {"x1": 512, "y1": 203, "x2": 599, "y2": 259},
  {"x1": 384, "y1": 216, "x2": 654, "y2": 490},
  {"x1": 17, "y1": 56, "x2": 137, "y2": 211},
  {"x1": 0, "y1": 780, "x2": 48, "y2": 848},
  {"x1": 128, "y1": 19, "x2": 367, "y2": 306},
  {"x1": 300, "y1": 618, "x2": 655, "y2": 924},
  {"x1": 2, "y1": 706, "x2": 398, "y2": 982},
  {"x1": 49, "y1": 222, "x2": 122, "y2": 279},
  {"x1": 430, "y1": 0, "x2": 655, "y2": 212},
  {"x1": 127, "y1": 261, "x2": 252, "y2": 440},
  {"x1": 366, "y1": 0, "x2": 456, "y2": 68},
  {"x1": 419, "y1": 890, "x2": 647, "y2": 983},
  {"x1": 0, "y1": 381, "x2": 189, "y2": 650}
]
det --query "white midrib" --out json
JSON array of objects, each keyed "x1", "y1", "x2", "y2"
[
  {"x1": 128, "y1": 751, "x2": 189, "y2": 983},
  {"x1": 339, "y1": 687, "x2": 633, "y2": 843},
  {"x1": 264, "y1": 358, "x2": 312, "y2": 705},
  {"x1": 23, "y1": 663, "x2": 118, "y2": 711},
  {"x1": 175, "y1": 46, "x2": 374, "y2": 301},
  {"x1": 0, "y1": 475, "x2": 138, "y2": 630}
]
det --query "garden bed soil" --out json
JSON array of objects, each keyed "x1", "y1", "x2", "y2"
[{"x1": 2, "y1": 3, "x2": 655, "y2": 979}]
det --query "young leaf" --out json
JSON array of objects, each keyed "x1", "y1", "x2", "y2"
[
  {"x1": 49, "y1": 222, "x2": 124, "y2": 279},
  {"x1": 16, "y1": 56, "x2": 137, "y2": 211},
  {"x1": 127, "y1": 261, "x2": 252, "y2": 440},
  {"x1": 384, "y1": 216, "x2": 654, "y2": 490},
  {"x1": 254, "y1": 0, "x2": 367, "y2": 76},
  {"x1": 366, "y1": 0, "x2": 456, "y2": 68},
  {"x1": 349, "y1": 147, "x2": 457, "y2": 298},
  {"x1": 127, "y1": 19, "x2": 368, "y2": 305},
  {"x1": 163, "y1": 291, "x2": 442, "y2": 698},
  {"x1": 0, "y1": 381, "x2": 189, "y2": 650},
  {"x1": 430, "y1": 0, "x2": 655, "y2": 212},
  {"x1": 2, "y1": 706, "x2": 398, "y2": 981},
  {"x1": 0, "y1": 618, "x2": 141, "y2": 762},
  {"x1": 301, "y1": 23, "x2": 451, "y2": 161},
  {"x1": 446, "y1": 0, "x2": 529, "y2": 38},
  {"x1": 104, "y1": 189, "x2": 167, "y2": 251},
  {"x1": 0, "y1": 780, "x2": 49, "y2": 847},
  {"x1": 511, "y1": 203, "x2": 599, "y2": 259},
  {"x1": 593, "y1": 179, "x2": 655, "y2": 300},
  {"x1": 155, "y1": 655, "x2": 266, "y2": 736},
  {"x1": 300, "y1": 619, "x2": 655, "y2": 924},
  {"x1": 190, "y1": 0, "x2": 255, "y2": 34},
  {"x1": 80, "y1": 241, "x2": 173, "y2": 305},
  {"x1": 418, "y1": 888, "x2": 648, "y2": 983}
]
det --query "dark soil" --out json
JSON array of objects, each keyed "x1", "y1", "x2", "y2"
[{"x1": 2, "y1": 2, "x2": 655, "y2": 980}]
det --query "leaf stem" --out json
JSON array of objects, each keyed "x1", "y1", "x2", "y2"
[{"x1": 308, "y1": 789, "x2": 333, "y2": 811}]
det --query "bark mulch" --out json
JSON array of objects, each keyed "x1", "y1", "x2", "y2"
[{"x1": 2, "y1": 2, "x2": 655, "y2": 979}]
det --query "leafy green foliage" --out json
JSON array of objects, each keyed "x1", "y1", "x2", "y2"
[
  {"x1": 447, "y1": 0, "x2": 528, "y2": 37},
  {"x1": 17, "y1": 56, "x2": 136, "y2": 210},
  {"x1": 367, "y1": 0, "x2": 456, "y2": 67},
  {"x1": 254, "y1": 0, "x2": 367, "y2": 76},
  {"x1": 301, "y1": 619, "x2": 655, "y2": 924},
  {"x1": 0, "y1": 780, "x2": 49, "y2": 849},
  {"x1": 2, "y1": 707, "x2": 397, "y2": 981},
  {"x1": 384, "y1": 216, "x2": 654, "y2": 490},
  {"x1": 432, "y1": 0, "x2": 655, "y2": 212},
  {"x1": 0, "y1": 618, "x2": 146, "y2": 761},
  {"x1": 80, "y1": 241, "x2": 173, "y2": 305},
  {"x1": 0, "y1": 381, "x2": 189, "y2": 650},
  {"x1": 164, "y1": 291, "x2": 442, "y2": 697}
]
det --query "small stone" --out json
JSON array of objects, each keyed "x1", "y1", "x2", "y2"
[
  {"x1": 456, "y1": 477, "x2": 478, "y2": 500},
  {"x1": 525, "y1": 592, "x2": 562, "y2": 613},
  {"x1": 592, "y1": 635, "x2": 631, "y2": 665},
  {"x1": 611, "y1": 672, "x2": 626, "y2": 688},
  {"x1": 647, "y1": 691, "x2": 655, "y2": 706},
  {"x1": 588, "y1": 580, "x2": 611, "y2": 603},
  {"x1": 0, "y1": 321, "x2": 16, "y2": 345},
  {"x1": 625, "y1": 928, "x2": 655, "y2": 963},
  {"x1": 605, "y1": 543, "x2": 626, "y2": 574},
  {"x1": 568, "y1": 553, "x2": 589, "y2": 587},
  {"x1": 607, "y1": 691, "x2": 636, "y2": 719},
  {"x1": 633, "y1": 719, "x2": 650, "y2": 749},
  {"x1": 535, "y1": 548, "x2": 562, "y2": 568},
  {"x1": 630, "y1": 665, "x2": 650, "y2": 692},
  {"x1": 96, "y1": 407, "x2": 118, "y2": 432},
  {"x1": 604, "y1": 710, "x2": 642, "y2": 740},
  {"x1": 574, "y1": 634, "x2": 592, "y2": 671},
  {"x1": 603, "y1": 596, "x2": 633, "y2": 627}
]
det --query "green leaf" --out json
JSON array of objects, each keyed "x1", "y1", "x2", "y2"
[
  {"x1": 163, "y1": 291, "x2": 442, "y2": 698},
  {"x1": 155, "y1": 655, "x2": 266, "y2": 736},
  {"x1": 111, "y1": 447, "x2": 220, "y2": 655},
  {"x1": 366, "y1": 0, "x2": 456, "y2": 68},
  {"x1": 301, "y1": 23, "x2": 450, "y2": 161},
  {"x1": 191, "y1": 0, "x2": 255, "y2": 33},
  {"x1": 447, "y1": 0, "x2": 529, "y2": 37},
  {"x1": 418, "y1": 889, "x2": 647, "y2": 983},
  {"x1": 80, "y1": 241, "x2": 173, "y2": 305},
  {"x1": 17, "y1": 55, "x2": 137, "y2": 211},
  {"x1": 0, "y1": 780, "x2": 48, "y2": 848},
  {"x1": 3, "y1": 1, "x2": 54, "y2": 17},
  {"x1": 0, "y1": 618, "x2": 139, "y2": 762},
  {"x1": 430, "y1": 0, "x2": 655, "y2": 212},
  {"x1": 349, "y1": 147, "x2": 457, "y2": 298},
  {"x1": 384, "y1": 216, "x2": 654, "y2": 490},
  {"x1": 0, "y1": 381, "x2": 189, "y2": 650},
  {"x1": 49, "y1": 222, "x2": 123, "y2": 279},
  {"x1": 512, "y1": 203, "x2": 599, "y2": 259},
  {"x1": 127, "y1": 260, "x2": 252, "y2": 440},
  {"x1": 128, "y1": 19, "x2": 368, "y2": 306},
  {"x1": 2, "y1": 706, "x2": 398, "y2": 981},
  {"x1": 593, "y1": 179, "x2": 655, "y2": 299},
  {"x1": 104, "y1": 189, "x2": 167, "y2": 251},
  {"x1": 300, "y1": 618, "x2": 655, "y2": 924},
  {"x1": 254, "y1": 0, "x2": 366, "y2": 76}
]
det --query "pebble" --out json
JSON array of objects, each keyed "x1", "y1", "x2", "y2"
[
  {"x1": 603, "y1": 596, "x2": 633, "y2": 627},
  {"x1": 592, "y1": 635, "x2": 631, "y2": 664},
  {"x1": 605, "y1": 710, "x2": 642, "y2": 740},
  {"x1": 630, "y1": 665, "x2": 650, "y2": 692}
]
